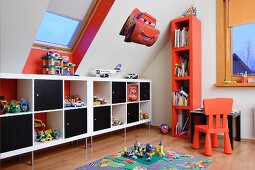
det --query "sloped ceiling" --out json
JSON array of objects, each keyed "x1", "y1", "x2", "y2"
[
  {"x1": 47, "y1": 0, "x2": 93, "y2": 20},
  {"x1": 76, "y1": 0, "x2": 194, "y2": 77},
  {"x1": 0, "y1": 0, "x2": 49, "y2": 73}
]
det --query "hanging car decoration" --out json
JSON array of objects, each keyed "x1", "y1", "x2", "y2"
[{"x1": 120, "y1": 8, "x2": 160, "y2": 47}]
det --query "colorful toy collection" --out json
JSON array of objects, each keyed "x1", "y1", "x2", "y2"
[
  {"x1": 140, "y1": 110, "x2": 149, "y2": 120},
  {"x1": 0, "y1": 96, "x2": 29, "y2": 114},
  {"x1": 112, "y1": 116, "x2": 124, "y2": 126},
  {"x1": 65, "y1": 95, "x2": 84, "y2": 107},
  {"x1": 34, "y1": 119, "x2": 60, "y2": 143},
  {"x1": 122, "y1": 137, "x2": 165, "y2": 162},
  {"x1": 93, "y1": 96, "x2": 107, "y2": 105},
  {"x1": 42, "y1": 51, "x2": 77, "y2": 76}
]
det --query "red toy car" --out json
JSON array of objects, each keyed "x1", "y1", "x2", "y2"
[{"x1": 120, "y1": 8, "x2": 160, "y2": 46}]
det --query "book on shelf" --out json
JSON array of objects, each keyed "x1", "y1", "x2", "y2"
[
  {"x1": 175, "y1": 110, "x2": 189, "y2": 135},
  {"x1": 174, "y1": 55, "x2": 189, "y2": 77},
  {"x1": 172, "y1": 89, "x2": 189, "y2": 106},
  {"x1": 174, "y1": 27, "x2": 189, "y2": 48}
]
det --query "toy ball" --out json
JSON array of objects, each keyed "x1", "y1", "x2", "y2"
[{"x1": 159, "y1": 124, "x2": 169, "y2": 134}]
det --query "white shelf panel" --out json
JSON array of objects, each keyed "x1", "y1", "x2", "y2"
[
  {"x1": 127, "y1": 101, "x2": 139, "y2": 104},
  {"x1": 93, "y1": 104, "x2": 111, "y2": 107},
  {"x1": 0, "y1": 111, "x2": 33, "y2": 118},
  {"x1": 0, "y1": 146, "x2": 33, "y2": 159},
  {"x1": 34, "y1": 109, "x2": 63, "y2": 113},
  {"x1": 111, "y1": 102, "x2": 126, "y2": 106},
  {"x1": 33, "y1": 138, "x2": 65, "y2": 150},
  {"x1": 140, "y1": 100, "x2": 151, "y2": 103},
  {"x1": 126, "y1": 119, "x2": 151, "y2": 128},
  {"x1": 64, "y1": 106, "x2": 87, "y2": 111},
  {"x1": 111, "y1": 124, "x2": 126, "y2": 130}
]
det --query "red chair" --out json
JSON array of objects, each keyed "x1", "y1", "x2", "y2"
[{"x1": 192, "y1": 98, "x2": 233, "y2": 156}]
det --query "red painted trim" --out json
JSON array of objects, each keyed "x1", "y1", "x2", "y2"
[
  {"x1": 73, "y1": 0, "x2": 115, "y2": 70},
  {"x1": 22, "y1": 48, "x2": 73, "y2": 74}
]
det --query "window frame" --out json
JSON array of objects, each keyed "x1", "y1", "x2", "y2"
[
  {"x1": 33, "y1": 0, "x2": 99, "y2": 52},
  {"x1": 216, "y1": 0, "x2": 255, "y2": 87}
]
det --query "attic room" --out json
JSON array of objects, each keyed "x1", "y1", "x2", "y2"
[{"x1": 0, "y1": 0, "x2": 255, "y2": 169}]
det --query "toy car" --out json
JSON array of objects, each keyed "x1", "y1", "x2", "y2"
[
  {"x1": 120, "y1": 8, "x2": 160, "y2": 46},
  {"x1": 125, "y1": 73, "x2": 139, "y2": 79},
  {"x1": 72, "y1": 101, "x2": 84, "y2": 107}
]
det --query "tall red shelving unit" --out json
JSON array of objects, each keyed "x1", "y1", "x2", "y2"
[{"x1": 171, "y1": 16, "x2": 201, "y2": 138}]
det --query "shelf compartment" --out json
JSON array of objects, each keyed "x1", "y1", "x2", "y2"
[
  {"x1": 140, "y1": 101, "x2": 151, "y2": 120},
  {"x1": 112, "y1": 81, "x2": 126, "y2": 104},
  {"x1": 127, "y1": 83, "x2": 139, "y2": 102},
  {"x1": 93, "y1": 106, "x2": 111, "y2": 131},
  {"x1": 140, "y1": 82, "x2": 150, "y2": 101},
  {"x1": 0, "y1": 78, "x2": 33, "y2": 114},
  {"x1": 34, "y1": 111, "x2": 63, "y2": 144},
  {"x1": 127, "y1": 103, "x2": 139, "y2": 124},
  {"x1": 64, "y1": 80, "x2": 87, "y2": 108},
  {"x1": 0, "y1": 114, "x2": 33, "y2": 153},
  {"x1": 93, "y1": 81, "x2": 111, "y2": 105},
  {"x1": 112, "y1": 104, "x2": 126, "y2": 127},
  {"x1": 34, "y1": 79, "x2": 63, "y2": 111},
  {"x1": 65, "y1": 108, "x2": 87, "y2": 138}
]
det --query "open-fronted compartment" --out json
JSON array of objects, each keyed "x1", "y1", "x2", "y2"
[
  {"x1": 127, "y1": 82, "x2": 139, "y2": 102},
  {"x1": 172, "y1": 108, "x2": 190, "y2": 138},
  {"x1": 34, "y1": 110, "x2": 64, "y2": 145},
  {"x1": 140, "y1": 101, "x2": 151, "y2": 121},
  {"x1": 34, "y1": 79, "x2": 63, "y2": 111},
  {"x1": 93, "y1": 81, "x2": 111, "y2": 106},
  {"x1": 112, "y1": 104, "x2": 126, "y2": 127},
  {"x1": 172, "y1": 80, "x2": 190, "y2": 107},
  {"x1": 64, "y1": 80, "x2": 87, "y2": 109},
  {"x1": 0, "y1": 78, "x2": 33, "y2": 116},
  {"x1": 112, "y1": 81, "x2": 126, "y2": 104}
]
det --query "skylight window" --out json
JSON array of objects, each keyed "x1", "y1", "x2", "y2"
[{"x1": 35, "y1": 12, "x2": 80, "y2": 48}]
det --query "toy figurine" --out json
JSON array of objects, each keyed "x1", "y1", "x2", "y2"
[
  {"x1": 182, "y1": 4, "x2": 197, "y2": 17},
  {"x1": 9, "y1": 100, "x2": 21, "y2": 113},
  {"x1": 20, "y1": 98, "x2": 29, "y2": 112},
  {"x1": 0, "y1": 96, "x2": 8, "y2": 114}
]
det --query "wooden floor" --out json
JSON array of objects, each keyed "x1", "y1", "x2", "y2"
[{"x1": 1, "y1": 126, "x2": 255, "y2": 170}]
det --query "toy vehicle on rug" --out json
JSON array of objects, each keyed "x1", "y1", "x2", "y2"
[{"x1": 120, "y1": 8, "x2": 160, "y2": 46}]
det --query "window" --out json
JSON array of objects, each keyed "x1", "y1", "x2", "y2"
[
  {"x1": 35, "y1": 12, "x2": 80, "y2": 50},
  {"x1": 232, "y1": 23, "x2": 255, "y2": 75},
  {"x1": 216, "y1": 0, "x2": 255, "y2": 86}
]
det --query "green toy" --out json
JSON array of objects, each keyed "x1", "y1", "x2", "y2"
[{"x1": 10, "y1": 100, "x2": 21, "y2": 113}]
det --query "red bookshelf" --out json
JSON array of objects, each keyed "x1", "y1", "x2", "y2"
[{"x1": 171, "y1": 16, "x2": 201, "y2": 138}]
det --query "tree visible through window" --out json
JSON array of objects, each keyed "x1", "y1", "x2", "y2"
[
  {"x1": 35, "y1": 12, "x2": 80, "y2": 48},
  {"x1": 232, "y1": 22, "x2": 255, "y2": 75}
]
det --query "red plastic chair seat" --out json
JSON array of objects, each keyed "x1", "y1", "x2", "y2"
[
  {"x1": 195, "y1": 125, "x2": 229, "y2": 134},
  {"x1": 192, "y1": 98, "x2": 233, "y2": 156}
]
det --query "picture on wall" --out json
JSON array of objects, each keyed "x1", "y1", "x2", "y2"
[{"x1": 119, "y1": 8, "x2": 160, "y2": 47}]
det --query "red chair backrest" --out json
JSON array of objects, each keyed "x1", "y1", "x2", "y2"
[{"x1": 203, "y1": 98, "x2": 233, "y2": 129}]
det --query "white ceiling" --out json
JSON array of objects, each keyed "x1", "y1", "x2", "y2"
[{"x1": 47, "y1": 0, "x2": 94, "y2": 20}]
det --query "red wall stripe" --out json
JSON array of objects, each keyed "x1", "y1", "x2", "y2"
[
  {"x1": 73, "y1": 0, "x2": 115, "y2": 70},
  {"x1": 22, "y1": 48, "x2": 73, "y2": 74}
]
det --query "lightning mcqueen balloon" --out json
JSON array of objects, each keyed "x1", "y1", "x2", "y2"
[{"x1": 120, "y1": 8, "x2": 160, "y2": 47}]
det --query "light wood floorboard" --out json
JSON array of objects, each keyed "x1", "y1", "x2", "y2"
[{"x1": 1, "y1": 126, "x2": 255, "y2": 170}]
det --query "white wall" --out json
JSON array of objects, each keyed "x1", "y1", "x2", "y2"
[
  {"x1": 144, "y1": 0, "x2": 255, "y2": 140},
  {"x1": 0, "y1": 0, "x2": 49, "y2": 73}
]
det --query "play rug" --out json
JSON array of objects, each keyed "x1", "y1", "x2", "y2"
[{"x1": 75, "y1": 146, "x2": 211, "y2": 170}]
